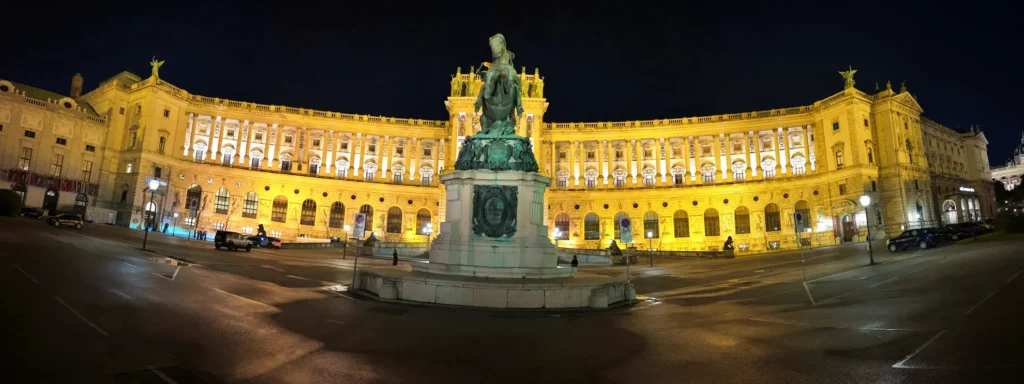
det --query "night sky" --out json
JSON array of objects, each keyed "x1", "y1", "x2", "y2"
[{"x1": 2, "y1": 1, "x2": 1020, "y2": 164}]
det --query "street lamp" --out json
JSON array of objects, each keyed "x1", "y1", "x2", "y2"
[
  {"x1": 142, "y1": 179, "x2": 160, "y2": 251},
  {"x1": 343, "y1": 224, "x2": 350, "y2": 259},
  {"x1": 424, "y1": 222, "x2": 433, "y2": 253},
  {"x1": 859, "y1": 194, "x2": 874, "y2": 265},
  {"x1": 553, "y1": 228, "x2": 562, "y2": 249},
  {"x1": 646, "y1": 231, "x2": 654, "y2": 266}
]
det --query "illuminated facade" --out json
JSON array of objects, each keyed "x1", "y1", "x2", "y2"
[
  {"x1": 991, "y1": 134, "x2": 1024, "y2": 193},
  {"x1": 0, "y1": 66, "x2": 995, "y2": 252}
]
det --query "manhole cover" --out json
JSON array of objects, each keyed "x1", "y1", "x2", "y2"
[
  {"x1": 368, "y1": 306, "x2": 407, "y2": 316},
  {"x1": 111, "y1": 366, "x2": 213, "y2": 383}
]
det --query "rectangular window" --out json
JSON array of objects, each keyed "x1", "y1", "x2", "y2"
[
  {"x1": 393, "y1": 173, "x2": 404, "y2": 184},
  {"x1": 614, "y1": 176, "x2": 626, "y2": 188},
  {"x1": 336, "y1": 167, "x2": 348, "y2": 178},
  {"x1": 251, "y1": 157, "x2": 261, "y2": 169},
  {"x1": 839, "y1": 183, "x2": 847, "y2": 195},
  {"x1": 643, "y1": 174, "x2": 655, "y2": 187},
  {"x1": 163, "y1": 109, "x2": 170, "y2": 118},
  {"x1": 615, "y1": 149, "x2": 623, "y2": 160},
  {"x1": 420, "y1": 175, "x2": 432, "y2": 185},
  {"x1": 867, "y1": 148, "x2": 874, "y2": 164},
  {"x1": 914, "y1": 180, "x2": 919, "y2": 190},
  {"x1": 193, "y1": 150, "x2": 206, "y2": 162},
  {"x1": 557, "y1": 176, "x2": 568, "y2": 189},
  {"x1": 126, "y1": 161, "x2": 133, "y2": 174},
  {"x1": 222, "y1": 154, "x2": 232, "y2": 167},
  {"x1": 761, "y1": 138, "x2": 772, "y2": 149},
  {"x1": 643, "y1": 148, "x2": 652, "y2": 159},
  {"x1": 136, "y1": 105, "x2": 142, "y2": 113},
  {"x1": 832, "y1": 121, "x2": 840, "y2": 131},
  {"x1": 673, "y1": 173, "x2": 684, "y2": 185},
  {"x1": 82, "y1": 160, "x2": 93, "y2": 182},
  {"x1": 226, "y1": 129, "x2": 235, "y2": 139},
  {"x1": 86, "y1": 144, "x2": 96, "y2": 152},
  {"x1": 871, "y1": 180, "x2": 877, "y2": 192},
  {"x1": 243, "y1": 196, "x2": 258, "y2": 218},
  {"x1": 586, "y1": 150, "x2": 595, "y2": 161},
  {"x1": 558, "y1": 151, "x2": 567, "y2": 160},
  {"x1": 56, "y1": 137, "x2": 67, "y2": 145},
  {"x1": 793, "y1": 167, "x2": 805, "y2": 176},
  {"x1": 24, "y1": 130, "x2": 36, "y2": 138},
  {"x1": 154, "y1": 167, "x2": 162, "y2": 179},
  {"x1": 732, "y1": 142, "x2": 742, "y2": 152},
  {"x1": 340, "y1": 142, "x2": 349, "y2": 151},
  {"x1": 586, "y1": 177, "x2": 597, "y2": 189},
  {"x1": 763, "y1": 169, "x2": 776, "y2": 179},
  {"x1": 423, "y1": 148, "x2": 432, "y2": 157},
  {"x1": 284, "y1": 136, "x2": 293, "y2": 144},
  {"x1": 309, "y1": 163, "x2": 319, "y2": 175},
  {"x1": 214, "y1": 193, "x2": 229, "y2": 214},
  {"x1": 835, "y1": 150, "x2": 844, "y2": 169},
  {"x1": 312, "y1": 139, "x2": 321, "y2": 147},
  {"x1": 158, "y1": 137, "x2": 166, "y2": 154},
  {"x1": 368, "y1": 144, "x2": 377, "y2": 154},
  {"x1": 280, "y1": 160, "x2": 292, "y2": 172},
  {"x1": 0, "y1": 124, "x2": 3, "y2": 131},
  {"x1": 50, "y1": 154, "x2": 64, "y2": 177},
  {"x1": 702, "y1": 172, "x2": 715, "y2": 183},
  {"x1": 364, "y1": 171, "x2": 375, "y2": 182},
  {"x1": 863, "y1": 119, "x2": 869, "y2": 127},
  {"x1": 733, "y1": 171, "x2": 746, "y2": 181},
  {"x1": 119, "y1": 107, "x2": 125, "y2": 115},
  {"x1": 702, "y1": 144, "x2": 712, "y2": 156},
  {"x1": 255, "y1": 132, "x2": 263, "y2": 141},
  {"x1": 396, "y1": 146, "x2": 405, "y2": 156}
]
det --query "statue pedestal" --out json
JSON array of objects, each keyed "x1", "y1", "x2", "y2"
[{"x1": 411, "y1": 169, "x2": 569, "y2": 278}]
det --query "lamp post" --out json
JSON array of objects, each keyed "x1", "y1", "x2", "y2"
[
  {"x1": 342, "y1": 224, "x2": 350, "y2": 259},
  {"x1": 647, "y1": 231, "x2": 654, "y2": 266},
  {"x1": 173, "y1": 213, "x2": 179, "y2": 237},
  {"x1": 424, "y1": 222, "x2": 433, "y2": 253},
  {"x1": 553, "y1": 228, "x2": 562, "y2": 249},
  {"x1": 859, "y1": 194, "x2": 874, "y2": 265},
  {"x1": 142, "y1": 179, "x2": 160, "y2": 251}
]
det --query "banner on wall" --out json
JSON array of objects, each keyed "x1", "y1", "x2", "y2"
[{"x1": 353, "y1": 213, "x2": 367, "y2": 239}]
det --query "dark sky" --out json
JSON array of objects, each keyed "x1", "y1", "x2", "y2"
[{"x1": 2, "y1": 1, "x2": 1020, "y2": 164}]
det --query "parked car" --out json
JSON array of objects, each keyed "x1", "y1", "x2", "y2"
[
  {"x1": 215, "y1": 230, "x2": 252, "y2": 252},
  {"x1": 947, "y1": 222, "x2": 985, "y2": 238},
  {"x1": 923, "y1": 227, "x2": 957, "y2": 242},
  {"x1": 247, "y1": 235, "x2": 282, "y2": 249},
  {"x1": 47, "y1": 214, "x2": 83, "y2": 229},
  {"x1": 886, "y1": 229, "x2": 939, "y2": 252},
  {"x1": 19, "y1": 207, "x2": 44, "y2": 219}
]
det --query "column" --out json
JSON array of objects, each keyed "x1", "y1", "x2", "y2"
[
  {"x1": 577, "y1": 141, "x2": 586, "y2": 185},
  {"x1": 408, "y1": 138, "x2": 418, "y2": 182},
  {"x1": 772, "y1": 130, "x2": 782, "y2": 175},
  {"x1": 438, "y1": 138, "x2": 446, "y2": 173},
  {"x1": 238, "y1": 120, "x2": 250, "y2": 165},
  {"x1": 807, "y1": 124, "x2": 817, "y2": 171},
  {"x1": 568, "y1": 140, "x2": 577, "y2": 185},
  {"x1": 687, "y1": 136, "x2": 696, "y2": 181},
  {"x1": 268, "y1": 123, "x2": 278, "y2": 167},
  {"x1": 629, "y1": 139, "x2": 638, "y2": 184},
  {"x1": 778, "y1": 127, "x2": 789, "y2": 174},
  {"x1": 184, "y1": 113, "x2": 193, "y2": 157},
  {"x1": 549, "y1": 141, "x2": 556, "y2": 179},
  {"x1": 657, "y1": 138, "x2": 666, "y2": 182},
  {"x1": 601, "y1": 140, "x2": 610, "y2": 185},
  {"x1": 297, "y1": 127, "x2": 307, "y2": 171},
  {"x1": 210, "y1": 115, "x2": 222, "y2": 160},
  {"x1": 749, "y1": 131, "x2": 758, "y2": 177},
  {"x1": 716, "y1": 134, "x2": 726, "y2": 180},
  {"x1": 325, "y1": 131, "x2": 334, "y2": 174}
]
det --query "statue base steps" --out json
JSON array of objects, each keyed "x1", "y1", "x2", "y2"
[{"x1": 356, "y1": 264, "x2": 635, "y2": 309}]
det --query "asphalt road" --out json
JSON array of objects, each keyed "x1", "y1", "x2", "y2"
[{"x1": 2, "y1": 217, "x2": 1022, "y2": 383}]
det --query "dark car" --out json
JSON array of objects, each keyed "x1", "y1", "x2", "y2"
[
  {"x1": 215, "y1": 230, "x2": 252, "y2": 252},
  {"x1": 247, "y1": 235, "x2": 282, "y2": 249},
  {"x1": 924, "y1": 227, "x2": 957, "y2": 242},
  {"x1": 19, "y1": 207, "x2": 44, "y2": 219},
  {"x1": 886, "y1": 229, "x2": 939, "y2": 252},
  {"x1": 947, "y1": 222, "x2": 984, "y2": 238},
  {"x1": 47, "y1": 214, "x2": 84, "y2": 229}
]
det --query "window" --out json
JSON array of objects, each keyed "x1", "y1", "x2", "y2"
[
  {"x1": 554, "y1": 213, "x2": 570, "y2": 240},
  {"x1": 360, "y1": 204, "x2": 374, "y2": 225},
  {"x1": 643, "y1": 211, "x2": 659, "y2": 238},
  {"x1": 136, "y1": 105, "x2": 142, "y2": 114},
  {"x1": 393, "y1": 173, "x2": 404, "y2": 184},
  {"x1": 336, "y1": 167, "x2": 348, "y2": 178},
  {"x1": 585, "y1": 175, "x2": 597, "y2": 189},
  {"x1": 386, "y1": 207, "x2": 402, "y2": 233},
  {"x1": 423, "y1": 148, "x2": 432, "y2": 157},
  {"x1": 673, "y1": 173, "x2": 684, "y2": 185},
  {"x1": 50, "y1": 154, "x2": 64, "y2": 177},
  {"x1": 364, "y1": 163, "x2": 377, "y2": 181},
  {"x1": 330, "y1": 202, "x2": 345, "y2": 228},
  {"x1": 130, "y1": 131, "x2": 137, "y2": 148},
  {"x1": 615, "y1": 149, "x2": 623, "y2": 160},
  {"x1": 416, "y1": 209, "x2": 431, "y2": 234},
  {"x1": 839, "y1": 183, "x2": 848, "y2": 195},
  {"x1": 272, "y1": 196, "x2": 288, "y2": 222},
  {"x1": 642, "y1": 169, "x2": 655, "y2": 187},
  {"x1": 395, "y1": 146, "x2": 404, "y2": 156},
  {"x1": 368, "y1": 144, "x2": 377, "y2": 154},
  {"x1": 255, "y1": 132, "x2": 263, "y2": 141},
  {"x1": 863, "y1": 119, "x2": 869, "y2": 127},
  {"x1": 733, "y1": 141, "x2": 743, "y2": 152},
  {"x1": 86, "y1": 144, "x2": 96, "y2": 152},
  {"x1": 312, "y1": 139, "x2": 321, "y2": 147},
  {"x1": 765, "y1": 203, "x2": 781, "y2": 232},
  {"x1": 0, "y1": 124, "x2": 3, "y2": 131},
  {"x1": 243, "y1": 192, "x2": 258, "y2": 218},
  {"x1": 613, "y1": 212, "x2": 629, "y2": 239},
  {"x1": 159, "y1": 137, "x2": 166, "y2": 154},
  {"x1": 735, "y1": 206, "x2": 750, "y2": 234},
  {"x1": 280, "y1": 159, "x2": 292, "y2": 172},
  {"x1": 914, "y1": 180, "x2": 919, "y2": 190},
  {"x1": 704, "y1": 209, "x2": 720, "y2": 237},
  {"x1": 904, "y1": 122, "x2": 909, "y2": 130},
  {"x1": 126, "y1": 161, "x2": 133, "y2": 174},
  {"x1": 284, "y1": 135, "x2": 293, "y2": 144},
  {"x1": 154, "y1": 167, "x2": 162, "y2": 179},
  {"x1": 81, "y1": 160, "x2": 93, "y2": 182},
  {"x1": 867, "y1": 147, "x2": 874, "y2": 164},
  {"x1": 24, "y1": 130, "x2": 36, "y2": 138},
  {"x1": 871, "y1": 180, "x2": 877, "y2": 192},
  {"x1": 18, "y1": 147, "x2": 32, "y2": 171},
  {"x1": 702, "y1": 144, "x2": 712, "y2": 156},
  {"x1": 251, "y1": 157, "x2": 261, "y2": 168},
  {"x1": 120, "y1": 190, "x2": 128, "y2": 203},
  {"x1": 214, "y1": 188, "x2": 230, "y2": 214},
  {"x1": 832, "y1": 121, "x2": 840, "y2": 131},
  {"x1": 702, "y1": 171, "x2": 715, "y2": 183},
  {"x1": 614, "y1": 175, "x2": 626, "y2": 188},
  {"x1": 309, "y1": 162, "x2": 319, "y2": 175},
  {"x1": 163, "y1": 109, "x2": 170, "y2": 118},
  {"x1": 119, "y1": 107, "x2": 125, "y2": 115},
  {"x1": 835, "y1": 150, "x2": 844, "y2": 169},
  {"x1": 56, "y1": 137, "x2": 67, "y2": 145},
  {"x1": 795, "y1": 201, "x2": 810, "y2": 230},
  {"x1": 222, "y1": 153, "x2": 232, "y2": 167},
  {"x1": 341, "y1": 142, "x2": 349, "y2": 151},
  {"x1": 673, "y1": 210, "x2": 689, "y2": 237},
  {"x1": 556, "y1": 171, "x2": 568, "y2": 189},
  {"x1": 584, "y1": 213, "x2": 600, "y2": 240},
  {"x1": 194, "y1": 148, "x2": 206, "y2": 162},
  {"x1": 558, "y1": 151, "x2": 567, "y2": 160},
  {"x1": 733, "y1": 170, "x2": 746, "y2": 181},
  {"x1": 301, "y1": 199, "x2": 316, "y2": 226},
  {"x1": 643, "y1": 148, "x2": 652, "y2": 159},
  {"x1": 586, "y1": 150, "x2": 595, "y2": 161}
]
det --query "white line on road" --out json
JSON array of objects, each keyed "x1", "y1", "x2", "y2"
[
  {"x1": 115, "y1": 259, "x2": 137, "y2": 269},
  {"x1": 965, "y1": 291, "x2": 997, "y2": 315},
  {"x1": 1006, "y1": 270, "x2": 1022, "y2": 285},
  {"x1": 817, "y1": 291, "x2": 854, "y2": 305},
  {"x1": 326, "y1": 320, "x2": 346, "y2": 325},
  {"x1": 893, "y1": 330, "x2": 946, "y2": 368},
  {"x1": 53, "y1": 296, "x2": 108, "y2": 337},
  {"x1": 13, "y1": 264, "x2": 39, "y2": 284},
  {"x1": 145, "y1": 365, "x2": 179, "y2": 384},
  {"x1": 213, "y1": 288, "x2": 275, "y2": 308},
  {"x1": 806, "y1": 264, "x2": 876, "y2": 283},
  {"x1": 869, "y1": 277, "x2": 899, "y2": 288}
]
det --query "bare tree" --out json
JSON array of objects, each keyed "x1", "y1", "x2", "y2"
[{"x1": 222, "y1": 196, "x2": 240, "y2": 231}]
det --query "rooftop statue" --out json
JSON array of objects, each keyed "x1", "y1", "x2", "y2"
[
  {"x1": 150, "y1": 56, "x2": 165, "y2": 80},
  {"x1": 839, "y1": 65, "x2": 856, "y2": 89}
]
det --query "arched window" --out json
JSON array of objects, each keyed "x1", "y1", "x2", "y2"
[
  {"x1": 214, "y1": 188, "x2": 230, "y2": 214},
  {"x1": 364, "y1": 162, "x2": 378, "y2": 182},
  {"x1": 329, "y1": 202, "x2": 345, "y2": 228},
  {"x1": 765, "y1": 203, "x2": 781, "y2": 232},
  {"x1": 643, "y1": 211, "x2": 659, "y2": 238},
  {"x1": 584, "y1": 213, "x2": 600, "y2": 240},
  {"x1": 704, "y1": 208, "x2": 720, "y2": 237},
  {"x1": 613, "y1": 212, "x2": 629, "y2": 239},
  {"x1": 301, "y1": 199, "x2": 317, "y2": 226},
  {"x1": 416, "y1": 209, "x2": 432, "y2": 234},
  {"x1": 242, "y1": 192, "x2": 258, "y2": 218},
  {"x1": 795, "y1": 200, "x2": 810, "y2": 230},
  {"x1": 186, "y1": 184, "x2": 202, "y2": 214},
  {"x1": 73, "y1": 193, "x2": 88, "y2": 217},
  {"x1": 360, "y1": 204, "x2": 374, "y2": 219},
  {"x1": 735, "y1": 206, "x2": 750, "y2": 234},
  {"x1": 673, "y1": 210, "x2": 689, "y2": 238},
  {"x1": 554, "y1": 213, "x2": 570, "y2": 239},
  {"x1": 386, "y1": 207, "x2": 402, "y2": 233},
  {"x1": 272, "y1": 196, "x2": 288, "y2": 222}
]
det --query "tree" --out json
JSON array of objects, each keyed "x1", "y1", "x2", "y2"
[
  {"x1": 0, "y1": 189, "x2": 23, "y2": 216},
  {"x1": 222, "y1": 196, "x2": 240, "y2": 230}
]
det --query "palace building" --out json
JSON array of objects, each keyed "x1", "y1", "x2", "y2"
[{"x1": 0, "y1": 64, "x2": 996, "y2": 253}]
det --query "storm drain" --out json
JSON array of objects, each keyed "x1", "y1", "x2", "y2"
[
  {"x1": 368, "y1": 306, "x2": 408, "y2": 316},
  {"x1": 111, "y1": 366, "x2": 213, "y2": 383}
]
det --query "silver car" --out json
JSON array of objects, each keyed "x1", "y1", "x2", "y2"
[{"x1": 47, "y1": 214, "x2": 83, "y2": 229}]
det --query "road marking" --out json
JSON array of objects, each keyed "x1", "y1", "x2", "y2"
[
  {"x1": 145, "y1": 365, "x2": 179, "y2": 384},
  {"x1": 893, "y1": 330, "x2": 946, "y2": 368},
  {"x1": 1007, "y1": 270, "x2": 1022, "y2": 285},
  {"x1": 965, "y1": 291, "x2": 997, "y2": 315},
  {"x1": 108, "y1": 289, "x2": 132, "y2": 300},
  {"x1": 115, "y1": 259, "x2": 137, "y2": 269},
  {"x1": 802, "y1": 282, "x2": 816, "y2": 305},
  {"x1": 54, "y1": 296, "x2": 108, "y2": 336},
  {"x1": 13, "y1": 264, "x2": 39, "y2": 284},
  {"x1": 806, "y1": 264, "x2": 876, "y2": 283},
  {"x1": 869, "y1": 277, "x2": 898, "y2": 288},
  {"x1": 213, "y1": 288, "x2": 274, "y2": 308},
  {"x1": 748, "y1": 317, "x2": 915, "y2": 331},
  {"x1": 817, "y1": 291, "x2": 854, "y2": 305},
  {"x1": 326, "y1": 320, "x2": 345, "y2": 325}
]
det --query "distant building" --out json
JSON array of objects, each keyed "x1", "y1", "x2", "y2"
[
  {"x1": 920, "y1": 120, "x2": 994, "y2": 224},
  {"x1": 991, "y1": 134, "x2": 1024, "y2": 194}
]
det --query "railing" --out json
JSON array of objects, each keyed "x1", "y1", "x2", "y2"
[
  {"x1": 546, "y1": 105, "x2": 818, "y2": 131},
  {"x1": 1, "y1": 169, "x2": 100, "y2": 197}
]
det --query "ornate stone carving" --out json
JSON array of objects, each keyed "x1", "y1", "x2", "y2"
[
  {"x1": 454, "y1": 136, "x2": 539, "y2": 172},
  {"x1": 472, "y1": 185, "x2": 518, "y2": 238}
]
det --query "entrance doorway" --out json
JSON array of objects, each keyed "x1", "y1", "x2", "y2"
[
  {"x1": 43, "y1": 189, "x2": 59, "y2": 215},
  {"x1": 841, "y1": 215, "x2": 855, "y2": 242}
]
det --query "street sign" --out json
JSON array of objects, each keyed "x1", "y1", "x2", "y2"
[
  {"x1": 353, "y1": 213, "x2": 367, "y2": 239},
  {"x1": 795, "y1": 212, "x2": 804, "y2": 233},
  {"x1": 144, "y1": 177, "x2": 168, "y2": 187},
  {"x1": 620, "y1": 217, "x2": 633, "y2": 243}
]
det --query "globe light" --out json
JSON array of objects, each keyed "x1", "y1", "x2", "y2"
[
  {"x1": 859, "y1": 195, "x2": 871, "y2": 207},
  {"x1": 148, "y1": 179, "x2": 160, "y2": 190}
]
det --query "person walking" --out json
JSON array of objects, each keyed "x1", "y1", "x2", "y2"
[
  {"x1": 571, "y1": 255, "x2": 579, "y2": 268},
  {"x1": 392, "y1": 249, "x2": 399, "y2": 266}
]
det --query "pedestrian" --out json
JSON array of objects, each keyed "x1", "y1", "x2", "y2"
[
  {"x1": 571, "y1": 255, "x2": 579, "y2": 268},
  {"x1": 392, "y1": 248, "x2": 399, "y2": 266},
  {"x1": 723, "y1": 236, "x2": 734, "y2": 250}
]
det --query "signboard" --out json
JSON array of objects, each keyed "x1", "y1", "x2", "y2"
[
  {"x1": 619, "y1": 217, "x2": 633, "y2": 243},
  {"x1": 353, "y1": 213, "x2": 367, "y2": 239},
  {"x1": 958, "y1": 186, "x2": 975, "y2": 193},
  {"x1": 795, "y1": 212, "x2": 804, "y2": 233},
  {"x1": 144, "y1": 177, "x2": 168, "y2": 187}
]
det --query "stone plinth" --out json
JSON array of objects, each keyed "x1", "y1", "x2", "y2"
[{"x1": 411, "y1": 169, "x2": 569, "y2": 278}]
